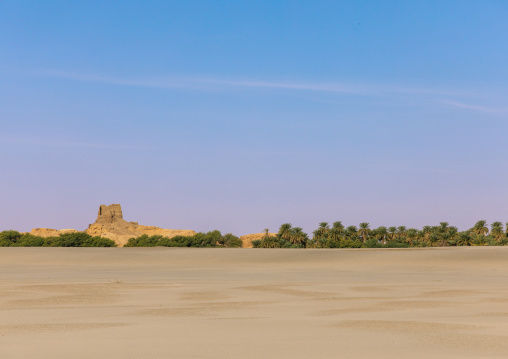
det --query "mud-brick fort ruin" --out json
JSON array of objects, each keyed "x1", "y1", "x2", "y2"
[{"x1": 30, "y1": 204, "x2": 196, "y2": 247}]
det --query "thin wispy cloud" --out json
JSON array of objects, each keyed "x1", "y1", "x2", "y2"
[
  {"x1": 0, "y1": 136, "x2": 152, "y2": 150},
  {"x1": 366, "y1": 163, "x2": 459, "y2": 174},
  {"x1": 36, "y1": 69, "x2": 466, "y2": 98},
  {"x1": 441, "y1": 100, "x2": 508, "y2": 114}
]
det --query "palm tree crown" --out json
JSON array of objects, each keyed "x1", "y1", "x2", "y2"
[
  {"x1": 491, "y1": 222, "x2": 504, "y2": 240},
  {"x1": 332, "y1": 221, "x2": 344, "y2": 232},
  {"x1": 472, "y1": 220, "x2": 489, "y2": 235},
  {"x1": 290, "y1": 227, "x2": 308, "y2": 246},
  {"x1": 387, "y1": 226, "x2": 397, "y2": 240},
  {"x1": 278, "y1": 223, "x2": 293, "y2": 240},
  {"x1": 358, "y1": 223, "x2": 370, "y2": 242}
]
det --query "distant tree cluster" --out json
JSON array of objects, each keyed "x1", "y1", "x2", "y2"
[
  {"x1": 252, "y1": 221, "x2": 508, "y2": 248},
  {"x1": 251, "y1": 226, "x2": 308, "y2": 248},
  {"x1": 124, "y1": 231, "x2": 243, "y2": 248},
  {"x1": 0, "y1": 231, "x2": 117, "y2": 247}
]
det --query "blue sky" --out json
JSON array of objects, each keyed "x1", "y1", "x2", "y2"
[{"x1": 1, "y1": 1, "x2": 507, "y2": 234}]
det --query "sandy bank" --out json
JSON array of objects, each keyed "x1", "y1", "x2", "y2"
[{"x1": 1, "y1": 247, "x2": 507, "y2": 358}]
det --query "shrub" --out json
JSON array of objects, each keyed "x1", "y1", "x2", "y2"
[
  {"x1": 471, "y1": 235, "x2": 487, "y2": 246},
  {"x1": 317, "y1": 237, "x2": 328, "y2": 248},
  {"x1": 43, "y1": 233, "x2": 116, "y2": 247},
  {"x1": 0, "y1": 231, "x2": 116, "y2": 247},
  {"x1": 251, "y1": 239, "x2": 261, "y2": 248},
  {"x1": 43, "y1": 236, "x2": 59, "y2": 246},
  {"x1": 47, "y1": 232, "x2": 91, "y2": 247},
  {"x1": 81, "y1": 236, "x2": 117, "y2": 247},
  {"x1": 125, "y1": 235, "x2": 160, "y2": 247},
  {"x1": 0, "y1": 230, "x2": 22, "y2": 246},
  {"x1": 363, "y1": 238, "x2": 382, "y2": 248},
  {"x1": 384, "y1": 239, "x2": 409, "y2": 248},
  {"x1": 125, "y1": 230, "x2": 237, "y2": 248},
  {"x1": 221, "y1": 233, "x2": 243, "y2": 248},
  {"x1": 16, "y1": 234, "x2": 45, "y2": 247},
  {"x1": 324, "y1": 239, "x2": 341, "y2": 248},
  {"x1": 412, "y1": 240, "x2": 427, "y2": 247},
  {"x1": 498, "y1": 237, "x2": 508, "y2": 246},
  {"x1": 256, "y1": 235, "x2": 291, "y2": 248},
  {"x1": 339, "y1": 239, "x2": 363, "y2": 248},
  {"x1": 157, "y1": 236, "x2": 178, "y2": 247},
  {"x1": 200, "y1": 230, "x2": 222, "y2": 247}
]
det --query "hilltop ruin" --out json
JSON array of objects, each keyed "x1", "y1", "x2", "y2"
[{"x1": 30, "y1": 204, "x2": 196, "y2": 247}]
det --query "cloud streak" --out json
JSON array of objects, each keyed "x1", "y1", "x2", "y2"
[
  {"x1": 36, "y1": 69, "x2": 466, "y2": 98},
  {"x1": 365, "y1": 163, "x2": 458, "y2": 174},
  {"x1": 441, "y1": 100, "x2": 508, "y2": 114},
  {"x1": 0, "y1": 136, "x2": 152, "y2": 150},
  {"x1": 31, "y1": 70, "x2": 508, "y2": 113}
]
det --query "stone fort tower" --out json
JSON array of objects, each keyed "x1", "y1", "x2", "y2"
[
  {"x1": 32, "y1": 203, "x2": 196, "y2": 247},
  {"x1": 84, "y1": 203, "x2": 194, "y2": 246},
  {"x1": 95, "y1": 204, "x2": 130, "y2": 225}
]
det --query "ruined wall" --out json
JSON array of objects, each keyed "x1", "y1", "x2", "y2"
[
  {"x1": 29, "y1": 204, "x2": 196, "y2": 247},
  {"x1": 85, "y1": 204, "x2": 196, "y2": 246},
  {"x1": 95, "y1": 204, "x2": 126, "y2": 224}
]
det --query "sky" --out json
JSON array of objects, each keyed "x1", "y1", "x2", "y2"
[{"x1": 1, "y1": 1, "x2": 508, "y2": 235}]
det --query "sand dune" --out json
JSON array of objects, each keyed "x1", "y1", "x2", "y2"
[{"x1": 1, "y1": 247, "x2": 507, "y2": 358}]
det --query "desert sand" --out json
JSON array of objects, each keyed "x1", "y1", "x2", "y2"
[{"x1": 1, "y1": 247, "x2": 508, "y2": 358}]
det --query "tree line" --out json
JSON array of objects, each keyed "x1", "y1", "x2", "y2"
[
  {"x1": 252, "y1": 220, "x2": 508, "y2": 248},
  {"x1": 0, "y1": 231, "x2": 117, "y2": 247},
  {"x1": 2, "y1": 220, "x2": 507, "y2": 248},
  {"x1": 124, "y1": 231, "x2": 243, "y2": 248},
  {"x1": 0, "y1": 230, "x2": 243, "y2": 248}
]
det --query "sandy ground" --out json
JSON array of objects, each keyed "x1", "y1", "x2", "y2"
[{"x1": 1, "y1": 247, "x2": 508, "y2": 358}]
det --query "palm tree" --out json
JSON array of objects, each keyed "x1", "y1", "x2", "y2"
[
  {"x1": 312, "y1": 222, "x2": 329, "y2": 242},
  {"x1": 471, "y1": 233, "x2": 487, "y2": 246},
  {"x1": 387, "y1": 227, "x2": 397, "y2": 241},
  {"x1": 429, "y1": 233, "x2": 439, "y2": 247},
  {"x1": 373, "y1": 226, "x2": 388, "y2": 244},
  {"x1": 290, "y1": 227, "x2": 308, "y2": 246},
  {"x1": 472, "y1": 220, "x2": 489, "y2": 236},
  {"x1": 278, "y1": 223, "x2": 292, "y2": 241},
  {"x1": 345, "y1": 225, "x2": 358, "y2": 240},
  {"x1": 332, "y1": 221, "x2": 344, "y2": 237},
  {"x1": 421, "y1": 226, "x2": 432, "y2": 242},
  {"x1": 262, "y1": 235, "x2": 280, "y2": 248},
  {"x1": 312, "y1": 229, "x2": 321, "y2": 242},
  {"x1": 319, "y1": 222, "x2": 330, "y2": 233},
  {"x1": 456, "y1": 232, "x2": 471, "y2": 246},
  {"x1": 261, "y1": 228, "x2": 271, "y2": 242},
  {"x1": 439, "y1": 228, "x2": 457, "y2": 246},
  {"x1": 397, "y1": 226, "x2": 407, "y2": 240},
  {"x1": 406, "y1": 228, "x2": 418, "y2": 246},
  {"x1": 358, "y1": 223, "x2": 370, "y2": 242},
  {"x1": 438, "y1": 222, "x2": 449, "y2": 234},
  {"x1": 445, "y1": 226, "x2": 458, "y2": 245},
  {"x1": 491, "y1": 222, "x2": 504, "y2": 241},
  {"x1": 328, "y1": 227, "x2": 341, "y2": 242}
]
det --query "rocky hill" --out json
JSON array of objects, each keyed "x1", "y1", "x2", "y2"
[
  {"x1": 240, "y1": 232, "x2": 277, "y2": 248},
  {"x1": 30, "y1": 228, "x2": 79, "y2": 237},
  {"x1": 30, "y1": 204, "x2": 196, "y2": 247}
]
